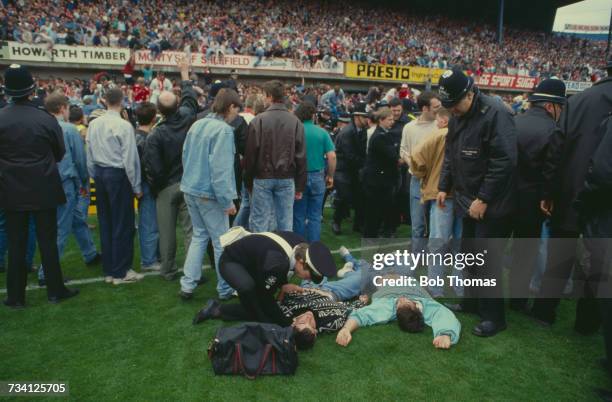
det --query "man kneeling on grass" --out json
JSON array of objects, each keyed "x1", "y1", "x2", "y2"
[{"x1": 335, "y1": 277, "x2": 461, "y2": 349}]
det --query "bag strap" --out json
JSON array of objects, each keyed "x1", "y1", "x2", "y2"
[
  {"x1": 259, "y1": 232, "x2": 294, "y2": 258},
  {"x1": 234, "y1": 343, "x2": 257, "y2": 380},
  {"x1": 234, "y1": 343, "x2": 275, "y2": 380}
]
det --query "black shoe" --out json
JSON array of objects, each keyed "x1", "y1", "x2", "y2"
[
  {"x1": 528, "y1": 309, "x2": 553, "y2": 328},
  {"x1": 0, "y1": 265, "x2": 4, "y2": 273},
  {"x1": 472, "y1": 320, "x2": 507, "y2": 337},
  {"x1": 3, "y1": 299, "x2": 25, "y2": 309},
  {"x1": 509, "y1": 301, "x2": 530, "y2": 315},
  {"x1": 352, "y1": 224, "x2": 362, "y2": 233},
  {"x1": 193, "y1": 299, "x2": 220, "y2": 325},
  {"x1": 197, "y1": 277, "x2": 208, "y2": 287},
  {"x1": 86, "y1": 253, "x2": 102, "y2": 267},
  {"x1": 179, "y1": 290, "x2": 193, "y2": 301},
  {"x1": 48, "y1": 288, "x2": 79, "y2": 304},
  {"x1": 39, "y1": 277, "x2": 71, "y2": 288},
  {"x1": 162, "y1": 272, "x2": 178, "y2": 281},
  {"x1": 332, "y1": 222, "x2": 341, "y2": 235},
  {"x1": 444, "y1": 302, "x2": 478, "y2": 315}
]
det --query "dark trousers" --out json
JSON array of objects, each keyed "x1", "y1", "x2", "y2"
[
  {"x1": 461, "y1": 215, "x2": 512, "y2": 325},
  {"x1": 363, "y1": 185, "x2": 394, "y2": 238},
  {"x1": 350, "y1": 176, "x2": 365, "y2": 231},
  {"x1": 533, "y1": 210, "x2": 612, "y2": 332},
  {"x1": 5, "y1": 209, "x2": 67, "y2": 303},
  {"x1": 509, "y1": 196, "x2": 544, "y2": 309},
  {"x1": 218, "y1": 254, "x2": 289, "y2": 326},
  {"x1": 333, "y1": 175, "x2": 351, "y2": 225},
  {"x1": 94, "y1": 166, "x2": 135, "y2": 279}
]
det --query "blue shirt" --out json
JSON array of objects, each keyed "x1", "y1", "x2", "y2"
[
  {"x1": 180, "y1": 114, "x2": 237, "y2": 209},
  {"x1": 57, "y1": 118, "x2": 88, "y2": 188},
  {"x1": 349, "y1": 285, "x2": 461, "y2": 344}
]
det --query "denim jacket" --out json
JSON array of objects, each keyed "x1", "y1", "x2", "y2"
[
  {"x1": 57, "y1": 118, "x2": 88, "y2": 188},
  {"x1": 180, "y1": 113, "x2": 237, "y2": 209}
]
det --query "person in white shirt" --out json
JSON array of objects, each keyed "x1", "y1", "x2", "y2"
[
  {"x1": 149, "y1": 71, "x2": 173, "y2": 104},
  {"x1": 87, "y1": 88, "x2": 143, "y2": 285}
]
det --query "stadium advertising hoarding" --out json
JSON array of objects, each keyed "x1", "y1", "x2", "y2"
[
  {"x1": 473, "y1": 73, "x2": 538, "y2": 90},
  {"x1": 564, "y1": 80, "x2": 593, "y2": 92},
  {"x1": 344, "y1": 61, "x2": 445, "y2": 84},
  {"x1": 134, "y1": 50, "x2": 344, "y2": 75},
  {"x1": 2, "y1": 41, "x2": 130, "y2": 65}
]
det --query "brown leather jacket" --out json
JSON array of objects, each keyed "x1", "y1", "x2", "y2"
[{"x1": 244, "y1": 104, "x2": 307, "y2": 192}]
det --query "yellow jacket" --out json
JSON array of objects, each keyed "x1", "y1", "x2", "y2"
[{"x1": 409, "y1": 128, "x2": 451, "y2": 203}]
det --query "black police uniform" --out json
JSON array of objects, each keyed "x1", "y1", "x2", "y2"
[
  {"x1": 217, "y1": 231, "x2": 306, "y2": 326},
  {"x1": 509, "y1": 105, "x2": 557, "y2": 310},
  {"x1": 362, "y1": 125, "x2": 400, "y2": 238},
  {"x1": 0, "y1": 100, "x2": 70, "y2": 305},
  {"x1": 333, "y1": 121, "x2": 367, "y2": 231},
  {"x1": 389, "y1": 114, "x2": 411, "y2": 233},
  {"x1": 532, "y1": 76, "x2": 612, "y2": 331},
  {"x1": 439, "y1": 88, "x2": 517, "y2": 329},
  {"x1": 578, "y1": 115, "x2": 612, "y2": 366}
]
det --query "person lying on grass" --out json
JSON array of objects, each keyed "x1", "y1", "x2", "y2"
[
  {"x1": 335, "y1": 275, "x2": 461, "y2": 350},
  {"x1": 281, "y1": 290, "x2": 367, "y2": 348}
]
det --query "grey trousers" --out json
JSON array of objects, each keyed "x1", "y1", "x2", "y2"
[{"x1": 156, "y1": 183, "x2": 192, "y2": 279}]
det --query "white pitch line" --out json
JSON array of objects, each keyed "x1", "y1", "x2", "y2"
[{"x1": 0, "y1": 241, "x2": 408, "y2": 294}]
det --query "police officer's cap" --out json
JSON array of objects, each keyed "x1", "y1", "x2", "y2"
[
  {"x1": 528, "y1": 78, "x2": 566, "y2": 105},
  {"x1": 4, "y1": 64, "x2": 36, "y2": 98},
  {"x1": 438, "y1": 68, "x2": 474, "y2": 108},
  {"x1": 351, "y1": 101, "x2": 368, "y2": 116},
  {"x1": 305, "y1": 241, "x2": 336, "y2": 283},
  {"x1": 337, "y1": 112, "x2": 351, "y2": 123}
]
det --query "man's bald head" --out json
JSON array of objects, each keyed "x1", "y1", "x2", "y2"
[{"x1": 157, "y1": 90, "x2": 178, "y2": 117}]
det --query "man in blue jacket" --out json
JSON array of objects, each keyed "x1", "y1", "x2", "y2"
[
  {"x1": 38, "y1": 93, "x2": 99, "y2": 286},
  {"x1": 179, "y1": 89, "x2": 242, "y2": 300}
]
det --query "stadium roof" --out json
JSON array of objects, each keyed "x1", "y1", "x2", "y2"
[{"x1": 380, "y1": 0, "x2": 583, "y2": 31}]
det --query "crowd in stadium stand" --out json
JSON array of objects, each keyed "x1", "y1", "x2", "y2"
[{"x1": 0, "y1": 0, "x2": 607, "y2": 82}]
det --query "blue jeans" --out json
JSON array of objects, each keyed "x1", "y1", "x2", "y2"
[
  {"x1": 410, "y1": 176, "x2": 429, "y2": 250},
  {"x1": 301, "y1": 252, "x2": 363, "y2": 301},
  {"x1": 233, "y1": 181, "x2": 250, "y2": 230},
  {"x1": 293, "y1": 171, "x2": 325, "y2": 242},
  {"x1": 138, "y1": 182, "x2": 159, "y2": 266},
  {"x1": 426, "y1": 199, "x2": 463, "y2": 297},
  {"x1": 39, "y1": 180, "x2": 98, "y2": 280},
  {"x1": 181, "y1": 194, "x2": 234, "y2": 297},
  {"x1": 249, "y1": 178, "x2": 295, "y2": 232},
  {"x1": 531, "y1": 219, "x2": 574, "y2": 295},
  {"x1": 0, "y1": 210, "x2": 36, "y2": 269}
]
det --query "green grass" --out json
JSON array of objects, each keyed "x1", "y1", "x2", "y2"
[{"x1": 0, "y1": 209, "x2": 608, "y2": 401}]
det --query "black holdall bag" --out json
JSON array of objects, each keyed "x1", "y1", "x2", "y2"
[{"x1": 208, "y1": 322, "x2": 298, "y2": 379}]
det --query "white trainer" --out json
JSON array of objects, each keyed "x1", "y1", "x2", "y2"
[
  {"x1": 113, "y1": 270, "x2": 144, "y2": 285},
  {"x1": 338, "y1": 246, "x2": 350, "y2": 258},
  {"x1": 337, "y1": 262, "x2": 354, "y2": 278},
  {"x1": 142, "y1": 262, "x2": 161, "y2": 272},
  {"x1": 104, "y1": 276, "x2": 113, "y2": 283}
]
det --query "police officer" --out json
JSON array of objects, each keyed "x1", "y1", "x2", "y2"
[
  {"x1": 576, "y1": 113, "x2": 612, "y2": 389},
  {"x1": 0, "y1": 64, "x2": 79, "y2": 308},
  {"x1": 532, "y1": 58, "x2": 612, "y2": 334},
  {"x1": 509, "y1": 79, "x2": 566, "y2": 312},
  {"x1": 332, "y1": 101, "x2": 369, "y2": 234},
  {"x1": 437, "y1": 68, "x2": 517, "y2": 337},
  {"x1": 192, "y1": 231, "x2": 336, "y2": 325}
]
